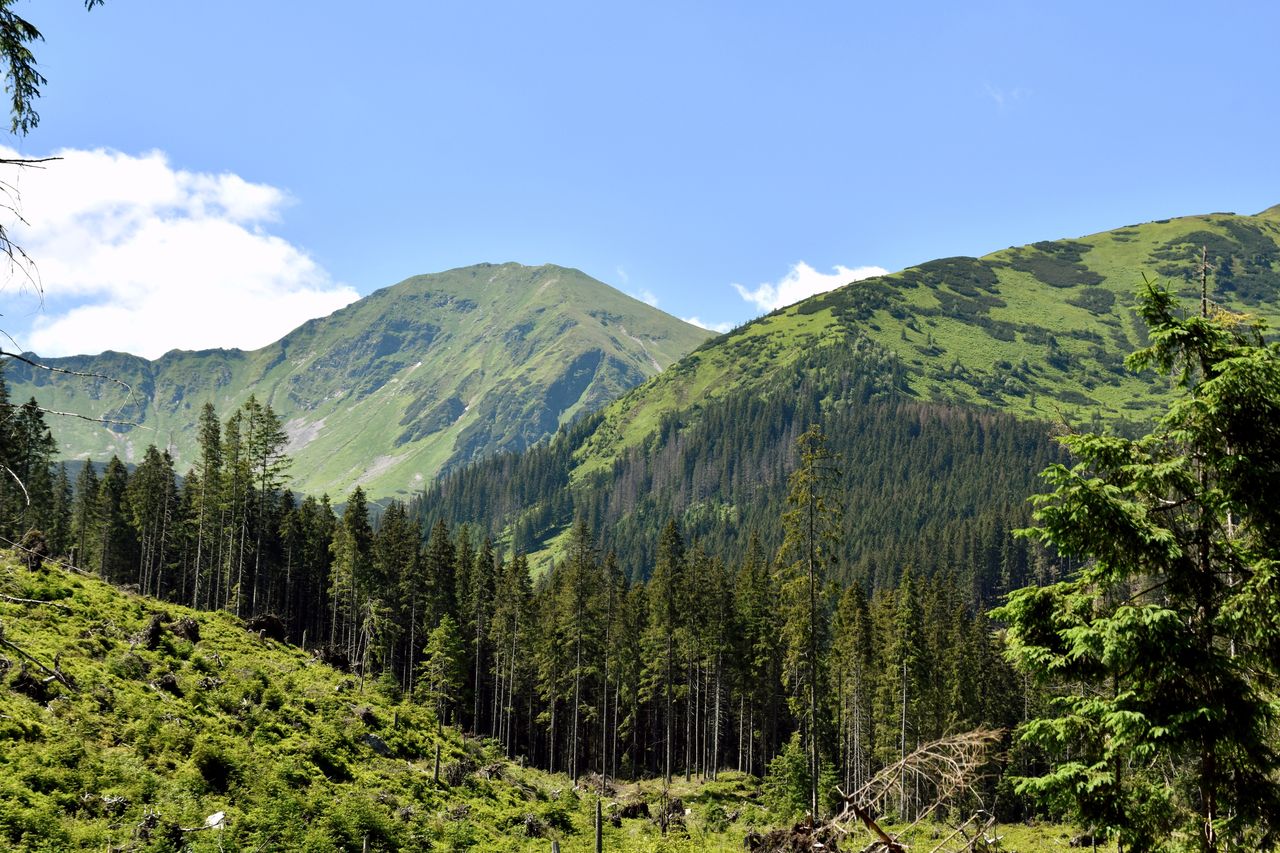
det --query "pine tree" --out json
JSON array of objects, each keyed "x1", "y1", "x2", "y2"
[
  {"x1": 995, "y1": 283, "x2": 1280, "y2": 850},
  {"x1": 126, "y1": 445, "x2": 178, "y2": 598},
  {"x1": 47, "y1": 462, "x2": 72, "y2": 557},
  {"x1": 490, "y1": 549, "x2": 533, "y2": 756},
  {"x1": 736, "y1": 532, "x2": 781, "y2": 777},
  {"x1": 70, "y1": 459, "x2": 100, "y2": 568},
  {"x1": 192, "y1": 402, "x2": 222, "y2": 609},
  {"x1": 375, "y1": 500, "x2": 422, "y2": 687},
  {"x1": 873, "y1": 567, "x2": 925, "y2": 819},
  {"x1": 468, "y1": 536, "x2": 497, "y2": 735},
  {"x1": 558, "y1": 521, "x2": 601, "y2": 780},
  {"x1": 830, "y1": 581, "x2": 874, "y2": 793},
  {"x1": 4, "y1": 398, "x2": 57, "y2": 538},
  {"x1": 641, "y1": 519, "x2": 685, "y2": 784},
  {"x1": 96, "y1": 456, "x2": 135, "y2": 584},
  {"x1": 776, "y1": 424, "x2": 842, "y2": 817},
  {"x1": 597, "y1": 550, "x2": 627, "y2": 781},
  {"x1": 220, "y1": 409, "x2": 250, "y2": 612},
  {"x1": 419, "y1": 614, "x2": 465, "y2": 726},
  {"x1": 0, "y1": 362, "x2": 14, "y2": 534},
  {"x1": 242, "y1": 396, "x2": 289, "y2": 615},
  {"x1": 422, "y1": 519, "x2": 457, "y2": 627},
  {"x1": 297, "y1": 494, "x2": 337, "y2": 646},
  {"x1": 533, "y1": 563, "x2": 570, "y2": 773}
]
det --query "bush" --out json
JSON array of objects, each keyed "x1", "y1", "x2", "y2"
[
  {"x1": 107, "y1": 652, "x2": 150, "y2": 681},
  {"x1": 191, "y1": 738, "x2": 239, "y2": 793},
  {"x1": 762, "y1": 733, "x2": 810, "y2": 819}
]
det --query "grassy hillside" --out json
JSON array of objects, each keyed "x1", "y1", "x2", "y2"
[
  {"x1": 6, "y1": 264, "x2": 710, "y2": 500},
  {"x1": 0, "y1": 551, "x2": 756, "y2": 851},
  {"x1": 0, "y1": 552, "x2": 1109, "y2": 852},
  {"x1": 573, "y1": 207, "x2": 1280, "y2": 477}
]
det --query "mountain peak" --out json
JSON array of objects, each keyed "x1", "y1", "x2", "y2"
[{"x1": 10, "y1": 265, "x2": 711, "y2": 498}]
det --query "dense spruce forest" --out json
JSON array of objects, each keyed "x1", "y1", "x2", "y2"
[
  {"x1": 6, "y1": 282, "x2": 1280, "y2": 851},
  {"x1": 0, "y1": 355, "x2": 1047, "y2": 815},
  {"x1": 413, "y1": 332, "x2": 1071, "y2": 595}
]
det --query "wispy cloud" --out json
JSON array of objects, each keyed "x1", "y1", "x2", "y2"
[
  {"x1": 682, "y1": 316, "x2": 733, "y2": 334},
  {"x1": 1, "y1": 147, "x2": 359, "y2": 358},
  {"x1": 627, "y1": 282, "x2": 731, "y2": 334},
  {"x1": 984, "y1": 83, "x2": 1032, "y2": 110},
  {"x1": 732, "y1": 261, "x2": 887, "y2": 313},
  {"x1": 633, "y1": 288, "x2": 660, "y2": 307}
]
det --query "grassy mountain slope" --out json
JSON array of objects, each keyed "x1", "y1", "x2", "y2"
[
  {"x1": 0, "y1": 552, "x2": 1092, "y2": 852},
  {"x1": 414, "y1": 207, "x2": 1280, "y2": 578},
  {"x1": 7, "y1": 264, "x2": 710, "y2": 499},
  {"x1": 574, "y1": 206, "x2": 1280, "y2": 477},
  {"x1": 0, "y1": 551, "x2": 769, "y2": 851}
]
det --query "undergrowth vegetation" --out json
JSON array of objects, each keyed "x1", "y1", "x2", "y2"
[
  {"x1": 0, "y1": 553, "x2": 1103, "y2": 851},
  {"x1": 0, "y1": 552, "x2": 613, "y2": 851}
]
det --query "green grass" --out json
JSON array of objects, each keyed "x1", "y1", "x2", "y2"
[
  {"x1": 0, "y1": 551, "x2": 1107, "y2": 851},
  {"x1": 0, "y1": 550, "x2": 599, "y2": 850}
]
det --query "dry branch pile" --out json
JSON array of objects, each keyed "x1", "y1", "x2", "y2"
[{"x1": 750, "y1": 729, "x2": 1005, "y2": 853}]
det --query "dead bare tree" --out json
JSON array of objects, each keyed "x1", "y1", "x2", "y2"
[
  {"x1": 834, "y1": 729, "x2": 1005, "y2": 853},
  {"x1": 748, "y1": 729, "x2": 1006, "y2": 853}
]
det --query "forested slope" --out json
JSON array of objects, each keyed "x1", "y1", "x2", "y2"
[
  {"x1": 0, "y1": 552, "x2": 591, "y2": 851},
  {"x1": 416, "y1": 335, "x2": 1067, "y2": 589},
  {"x1": 413, "y1": 207, "x2": 1280, "y2": 580}
]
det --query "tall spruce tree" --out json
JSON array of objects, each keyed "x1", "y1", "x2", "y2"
[
  {"x1": 70, "y1": 458, "x2": 100, "y2": 568},
  {"x1": 831, "y1": 581, "x2": 874, "y2": 793},
  {"x1": 126, "y1": 445, "x2": 178, "y2": 598},
  {"x1": 422, "y1": 519, "x2": 457, "y2": 627},
  {"x1": 777, "y1": 424, "x2": 842, "y2": 818},
  {"x1": 419, "y1": 613, "x2": 465, "y2": 726},
  {"x1": 96, "y1": 456, "x2": 135, "y2": 584},
  {"x1": 243, "y1": 396, "x2": 289, "y2": 615},
  {"x1": 736, "y1": 532, "x2": 781, "y2": 777},
  {"x1": 559, "y1": 521, "x2": 601, "y2": 779},
  {"x1": 642, "y1": 519, "x2": 685, "y2": 784},
  {"x1": 4, "y1": 398, "x2": 56, "y2": 538},
  {"x1": 995, "y1": 283, "x2": 1280, "y2": 851},
  {"x1": 47, "y1": 461, "x2": 72, "y2": 557},
  {"x1": 192, "y1": 402, "x2": 222, "y2": 609},
  {"x1": 490, "y1": 549, "x2": 533, "y2": 756}
]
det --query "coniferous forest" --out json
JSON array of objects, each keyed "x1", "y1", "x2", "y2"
[
  {"x1": 5, "y1": 281, "x2": 1280, "y2": 851},
  {"x1": 3, "y1": 2, "x2": 1280, "y2": 850},
  {"x1": 0, "y1": 362, "x2": 1037, "y2": 800}
]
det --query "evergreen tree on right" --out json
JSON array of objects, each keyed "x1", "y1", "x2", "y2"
[{"x1": 994, "y1": 281, "x2": 1280, "y2": 852}]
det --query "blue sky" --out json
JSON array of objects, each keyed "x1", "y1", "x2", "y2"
[{"x1": 4, "y1": 0, "x2": 1280, "y2": 356}]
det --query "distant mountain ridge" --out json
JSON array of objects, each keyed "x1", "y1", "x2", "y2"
[{"x1": 7, "y1": 263, "x2": 711, "y2": 498}]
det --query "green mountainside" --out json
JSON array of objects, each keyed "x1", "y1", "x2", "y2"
[
  {"x1": 415, "y1": 207, "x2": 1280, "y2": 578},
  {"x1": 7, "y1": 264, "x2": 710, "y2": 500},
  {"x1": 574, "y1": 207, "x2": 1280, "y2": 476}
]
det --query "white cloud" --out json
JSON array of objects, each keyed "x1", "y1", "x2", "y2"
[
  {"x1": 0, "y1": 147, "x2": 359, "y2": 358},
  {"x1": 632, "y1": 288, "x2": 659, "y2": 307},
  {"x1": 682, "y1": 316, "x2": 733, "y2": 334},
  {"x1": 732, "y1": 261, "x2": 887, "y2": 313},
  {"x1": 984, "y1": 83, "x2": 1031, "y2": 110}
]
